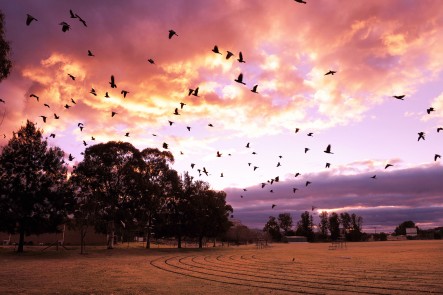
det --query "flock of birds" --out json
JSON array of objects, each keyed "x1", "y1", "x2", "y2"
[{"x1": 0, "y1": 4, "x2": 441, "y2": 214}]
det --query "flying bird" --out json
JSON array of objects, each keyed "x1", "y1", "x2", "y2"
[
  {"x1": 26, "y1": 14, "x2": 38, "y2": 26},
  {"x1": 90, "y1": 88, "x2": 97, "y2": 96},
  {"x1": 325, "y1": 163, "x2": 330, "y2": 168},
  {"x1": 304, "y1": 148, "x2": 310, "y2": 153},
  {"x1": 295, "y1": 173, "x2": 301, "y2": 177},
  {"x1": 105, "y1": 92, "x2": 110, "y2": 98},
  {"x1": 54, "y1": 113, "x2": 59, "y2": 119},
  {"x1": 418, "y1": 132, "x2": 425, "y2": 141},
  {"x1": 39, "y1": 115, "x2": 47, "y2": 123},
  {"x1": 168, "y1": 29, "x2": 178, "y2": 39},
  {"x1": 186, "y1": 126, "x2": 191, "y2": 131},
  {"x1": 125, "y1": 132, "x2": 129, "y2": 137},
  {"x1": 306, "y1": 181, "x2": 311, "y2": 187},
  {"x1": 69, "y1": 9, "x2": 76, "y2": 18},
  {"x1": 162, "y1": 142, "x2": 168, "y2": 149},
  {"x1": 435, "y1": 154, "x2": 441, "y2": 161},
  {"x1": 168, "y1": 120, "x2": 174, "y2": 126},
  {"x1": 324, "y1": 144, "x2": 333, "y2": 154},
  {"x1": 0, "y1": 98, "x2": 4, "y2": 103},
  {"x1": 49, "y1": 133, "x2": 56, "y2": 138},
  {"x1": 437, "y1": 127, "x2": 443, "y2": 133},
  {"x1": 253, "y1": 166, "x2": 259, "y2": 171},
  {"x1": 226, "y1": 51, "x2": 234, "y2": 59},
  {"x1": 235, "y1": 73, "x2": 246, "y2": 85},
  {"x1": 191, "y1": 163, "x2": 195, "y2": 169},
  {"x1": 251, "y1": 85, "x2": 258, "y2": 93},
  {"x1": 180, "y1": 102, "x2": 186, "y2": 109},
  {"x1": 148, "y1": 58, "x2": 155, "y2": 64},
  {"x1": 71, "y1": 98, "x2": 76, "y2": 104},
  {"x1": 83, "y1": 140, "x2": 87, "y2": 146},
  {"x1": 307, "y1": 132, "x2": 313, "y2": 137},
  {"x1": 64, "y1": 104, "x2": 71, "y2": 109},
  {"x1": 216, "y1": 151, "x2": 222, "y2": 157},
  {"x1": 276, "y1": 162, "x2": 281, "y2": 167},
  {"x1": 272, "y1": 204, "x2": 276, "y2": 209},
  {"x1": 30, "y1": 94, "x2": 39, "y2": 101},
  {"x1": 294, "y1": 0, "x2": 307, "y2": 3},
  {"x1": 208, "y1": 123, "x2": 214, "y2": 127},
  {"x1": 427, "y1": 107, "x2": 435, "y2": 114},
  {"x1": 121, "y1": 90, "x2": 129, "y2": 98},
  {"x1": 110, "y1": 75, "x2": 117, "y2": 88},
  {"x1": 87, "y1": 50, "x2": 94, "y2": 57},
  {"x1": 385, "y1": 164, "x2": 393, "y2": 169},
  {"x1": 68, "y1": 154, "x2": 74, "y2": 161},
  {"x1": 44, "y1": 103, "x2": 50, "y2": 108},
  {"x1": 91, "y1": 136, "x2": 95, "y2": 140},
  {"x1": 76, "y1": 15, "x2": 87, "y2": 27},
  {"x1": 237, "y1": 51, "x2": 245, "y2": 63},
  {"x1": 293, "y1": 188, "x2": 298, "y2": 193},
  {"x1": 295, "y1": 128, "x2": 300, "y2": 133},
  {"x1": 371, "y1": 175, "x2": 377, "y2": 179},
  {"x1": 325, "y1": 70, "x2": 336, "y2": 75},
  {"x1": 111, "y1": 111, "x2": 117, "y2": 117},
  {"x1": 68, "y1": 74, "x2": 75, "y2": 80},
  {"x1": 393, "y1": 95, "x2": 405, "y2": 100},
  {"x1": 59, "y1": 22, "x2": 71, "y2": 32},
  {"x1": 212, "y1": 45, "x2": 222, "y2": 55}
]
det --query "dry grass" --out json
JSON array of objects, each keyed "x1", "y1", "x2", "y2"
[{"x1": 1, "y1": 240, "x2": 442, "y2": 294}]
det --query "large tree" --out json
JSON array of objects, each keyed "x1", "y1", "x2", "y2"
[
  {"x1": 295, "y1": 211, "x2": 314, "y2": 241},
  {"x1": 278, "y1": 213, "x2": 294, "y2": 236},
  {"x1": 71, "y1": 141, "x2": 143, "y2": 249},
  {"x1": 318, "y1": 211, "x2": 329, "y2": 239},
  {"x1": 263, "y1": 216, "x2": 281, "y2": 242},
  {"x1": 0, "y1": 121, "x2": 70, "y2": 252},
  {"x1": 0, "y1": 10, "x2": 12, "y2": 82},
  {"x1": 328, "y1": 212, "x2": 341, "y2": 241},
  {"x1": 394, "y1": 220, "x2": 417, "y2": 236}
]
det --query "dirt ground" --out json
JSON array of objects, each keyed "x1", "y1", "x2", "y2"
[{"x1": 0, "y1": 240, "x2": 442, "y2": 294}]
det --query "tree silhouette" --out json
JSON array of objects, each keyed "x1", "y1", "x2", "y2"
[
  {"x1": 0, "y1": 121, "x2": 70, "y2": 252},
  {"x1": 263, "y1": 216, "x2": 282, "y2": 242},
  {"x1": 72, "y1": 141, "x2": 143, "y2": 249},
  {"x1": 295, "y1": 211, "x2": 314, "y2": 241},
  {"x1": 394, "y1": 220, "x2": 417, "y2": 236},
  {"x1": 0, "y1": 10, "x2": 12, "y2": 82},
  {"x1": 328, "y1": 212, "x2": 340, "y2": 241},
  {"x1": 318, "y1": 211, "x2": 329, "y2": 239},
  {"x1": 278, "y1": 213, "x2": 294, "y2": 236}
]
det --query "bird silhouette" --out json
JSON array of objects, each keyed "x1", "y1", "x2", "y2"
[
  {"x1": 276, "y1": 162, "x2": 281, "y2": 167},
  {"x1": 295, "y1": 128, "x2": 300, "y2": 133},
  {"x1": 216, "y1": 151, "x2": 222, "y2": 157},
  {"x1": 87, "y1": 50, "x2": 94, "y2": 56},
  {"x1": 293, "y1": 188, "x2": 298, "y2": 193},
  {"x1": 30, "y1": 94, "x2": 39, "y2": 101},
  {"x1": 306, "y1": 181, "x2": 311, "y2": 186},
  {"x1": 235, "y1": 73, "x2": 246, "y2": 85},
  {"x1": 246, "y1": 142, "x2": 250, "y2": 148},
  {"x1": 226, "y1": 51, "x2": 234, "y2": 59},
  {"x1": 212, "y1": 45, "x2": 222, "y2": 54},
  {"x1": 311, "y1": 206, "x2": 317, "y2": 211},
  {"x1": 168, "y1": 120, "x2": 174, "y2": 126},
  {"x1": 64, "y1": 104, "x2": 71, "y2": 109},
  {"x1": 251, "y1": 85, "x2": 258, "y2": 93},
  {"x1": 49, "y1": 133, "x2": 56, "y2": 138},
  {"x1": 295, "y1": 173, "x2": 301, "y2": 177},
  {"x1": 437, "y1": 127, "x2": 443, "y2": 133},
  {"x1": 208, "y1": 123, "x2": 214, "y2": 127},
  {"x1": 324, "y1": 144, "x2": 333, "y2": 154},
  {"x1": 179, "y1": 102, "x2": 186, "y2": 109},
  {"x1": 69, "y1": 9, "x2": 76, "y2": 18},
  {"x1": 254, "y1": 166, "x2": 258, "y2": 171},
  {"x1": 307, "y1": 132, "x2": 313, "y2": 137},
  {"x1": 39, "y1": 116, "x2": 47, "y2": 123},
  {"x1": 272, "y1": 204, "x2": 276, "y2": 209},
  {"x1": 44, "y1": 103, "x2": 50, "y2": 108},
  {"x1": 71, "y1": 98, "x2": 76, "y2": 104},
  {"x1": 371, "y1": 175, "x2": 377, "y2": 179},
  {"x1": 427, "y1": 107, "x2": 435, "y2": 114},
  {"x1": 148, "y1": 59, "x2": 155, "y2": 64},
  {"x1": 168, "y1": 30, "x2": 178, "y2": 39},
  {"x1": 0, "y1": 98, "x2": 4, "y2": 103},
  {"x1": 26, "y1": 14, "x2": 38, "y2": 26},
  {"x1": 91, "y1": 136, "x2": 95, "y2": 140},
  {"x1": 191, "y1": 163, "x2": 195, "y2": 169},
  {"x1": 186, "y1": 126, "x2": 191, "y2": 131},
  {"x1": 54, "y1": 113, "x2": 59, "y2": 119},
  {"x1": 59, "y1": 22, "x2": 71, "y2": 32},
  {"x1": 385, "y1": 164, "x2": 393, "y2": 169},
  {"x1": 275, "y1": 176, "x2": 279, "y2": 182},
  {"x1": 90, "y1": 88, "x2": 97, "y2": 96},
  {"x1": 121, "y1": 90, "x2": 129, "y2": 98},
  {"x1": 294, "y1": 0, "x2": 307, "y2": 3},
  {"x1": 105, "y1": 92, "x2": 110, "y2": 98},
  {"x1": 162, "y1": 142, "x2": 168, "y2": 149},
  {"x1": 435, "y1": 154, "x2": 441, "y2": 161},
  {"x1": 261, "y1": 183, "x2": 266, "y2": 188},
  {"x1": 76, "y1": 15, "x2": 87, "y2": 27},
  {"x1": 325, "y1": 163, "x2": 330, "y2": 168},
  {"x1": 418, "y1": 132, "x2": 425, "y2": 141},
  {"x1": 111, "y1": 111, "x2": 117, "y2": 117},
  {"x1": 237, "y1": 51, "x2": 245, "y2": 63},
  {"x1": 270, "y1": 190, "x2": 274, "y2": 193},
  {"x1": 68, "y1": 154, "x2": 74, "y2": 161},
  {"x1": 202, "y1": 167, "x2": 209, "y2": 176},
  {"x1": 110, "y1": 75, "x2": 117, "y2": 88},
  {"x1": 304, "y1": 148, "x2": 310, "y2": 153},
  {"x1": 68, "y1": 74, "x2": 75, "y2": 80},
  {"x1": 83, "y1": 140, "x2": 87, "y2": 146},
  {"x1": 325, "y1": 70, "x2": 336, "y2": 75},
  {"x1": 125, "y1": 132, "x2": 129, "y2": 137},
  {"x1": 393, "y1": 95, "x2": 405, "y2": 100}
]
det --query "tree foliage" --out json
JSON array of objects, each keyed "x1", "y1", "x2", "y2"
[
  {"x1": 263, "y1": 216, "x2": 282, "y2": 242},
  {"x1": 394, "y1": 220, "x2": 417, "y2": 236},
  {"x1": 277, "y1": 213, "x2": 294, "y2": 236},
  {"x1": 295, "y1": 211, "x2": 314, "y2": 241},
  {"x1": 0, "y1": 121, "x2": 70, "y2": 252},
  {"x1": 328, "y1": 212, "x2": 341, "y2": 241}
]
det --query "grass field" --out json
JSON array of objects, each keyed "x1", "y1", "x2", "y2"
[{"x1": 1, "y1": 240, "x2": 442, "y2": 294}]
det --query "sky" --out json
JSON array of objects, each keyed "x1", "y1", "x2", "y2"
[{"x1": 0, "y1": 0, "x2": 442, "y2": 233}]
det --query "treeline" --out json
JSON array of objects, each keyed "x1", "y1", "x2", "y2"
[
  {"x1": 264, "y1": 211, "x2": 365, "y2": 242},
  {"x1": 0, "y1": 121, "x2": 233, "y2": 253}
]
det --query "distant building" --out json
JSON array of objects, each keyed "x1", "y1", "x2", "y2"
[
  {"x1": 406, "y1": 227, "x2": 418, "y2": 237},
  {"x1": 285, "y1": 236, "x2": 307, "y2": 243}
]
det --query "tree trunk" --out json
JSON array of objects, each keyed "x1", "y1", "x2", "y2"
[
  {"x1": 146, "y1": 227, "x2": 151, "y2": 249},
  {"x1": 198, "y1": 236, "x2": 203, "y2": 248},
  {"x1": 17, "y1": 223, "x2": 25, "y2": 253},
  {"x1": 80, "y1": 227, "x2": 87, "y2": 254},
  {"x1": 107, "y1": 230, "x2": 114, "y2": 249},
  {"x1": 177, "y1": 235, "x2": 182, "y2": 249}
]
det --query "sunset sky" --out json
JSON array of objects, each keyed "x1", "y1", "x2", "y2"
[{"x1": 0, "y1": 0, "x2": 442, "y2": 232}]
